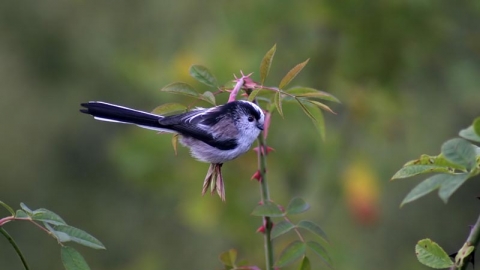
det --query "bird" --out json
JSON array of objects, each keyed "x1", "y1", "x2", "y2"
[
  {"x1": 80, "y1": 100, "x2": 265, "y2": 163},
  {"x1": 80, "y1": 100, "x2": 265, "y2": 200}
]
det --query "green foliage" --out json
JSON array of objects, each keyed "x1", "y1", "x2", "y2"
[
  {"x1": 189, "y1": 64, "x2": 218, "y2": 88},
  {"x1": 0, "y1": 202, "x2": 104, "y2": 270},
  {"x1": 415, "y1": 239, "x2": 454, "y2": 269},
  {"x1": 276, "y1": 241, "x2": 306, "y2": 267},
  {"x1": 61, "y1": 246, "x2": 91, "y2": 270},
  {"x1": 392, "y1": 117, "x2": 480, "y2": 205},
  {"x1": 286, "y1": 197, "x2": 310, "y2": 215}
]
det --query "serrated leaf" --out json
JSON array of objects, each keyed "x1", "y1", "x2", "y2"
[
  {"x1": 441, "y1": 138, "x2": 477, "y2": 171},
  {"x1": 219, "y1": 249, "x2": 237, "y2": 267},
  {"x1": 276, "y1": 241, "x2": 306, "y2": 267},
  {"x1": 45, "y1": 223, "x2": 71, "y2": 242},
  {"x1": 279, "y1": 59, "x2": 309, "y2": 89},
  {"x1": 172, "y1": 134, "x2": 179, "y2": 155},
  {"x1": 151, "y1": 103, "x2": 187, "y2": 115},
  {"x1": 286, "y1": 197, "x2": 310, "y2": 215},
  {"x1": 271, "y1": 220, "x2": 295, "y2": 239},
  {"x1": 296, "y1": 99, "x2": 326, "y2": 140},
  {"x1": 260, "y1": 44, "x2": 276, "y2": 85},
  {"x1": 391, "y1": 165, "x2": 452, "y2": 180},
  {"x1": 15, "y1": 209, "x2": 29, "y2": 219},
  {"x1": 160, "y1": 82, "x2": 199, "y2": 98},
  {"x1": 287, "y1": 87, "x2": 340, "y2": 103},
  {"x1": 400, "y1": 173, "x2": 469, "y2": 206},
  {"x1": 306, "y1": 241, "x2": 332, "y2": 268},
  {"x1": 298, "y1": 256, "x2": 311, "y2": 270},
  {"x1": 20, "y1": 203, "x2": 33, "y2": 215},
  {"x1": 438, "y1": 173, "x2": 470, "y2": 203},
  {"x1": 61, "y1": 246, "x2": 91, "y2": 270},
  {"x1": 274, "y1": 91, "x2": 283, "y2": 117},
  {"x1": 415, "y1": 239, "x2": 454, "y2": 268},
  {"x1": 32, "y1": 209, "x2": 66, "y2": 225},
  {"x1": 247, "y1": 89, "x2": 261, "y2": 102},
  {"x1": 200, "y1": 91, "x2": 216, "y2": 105},
  {"x1": 55, "y1": 225, "x2": 105, "y2": 249},
  {"x1": 189, "y1": 65, "x2": 218, "y2": 87},
  {"x1": 401, "y1": 174, "x2": 445, "y2": 206},
  {"x1": 0, "y1": 201, "x2": 15, "y2": 216},
  {"x1": 251, "y1": 202, "x2": 284, "y2": 217},
  {"x1": 297, "y1": 220, "x2": 329, "y2": 243}
]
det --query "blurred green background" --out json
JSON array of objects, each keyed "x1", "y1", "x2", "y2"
[{"x1": 1, "y1": 0, "x2": 479, "y2": 269}]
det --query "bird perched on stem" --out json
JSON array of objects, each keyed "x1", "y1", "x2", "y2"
[{"x1": 80, "y1": 100, "x2": 265, "y2": 200}]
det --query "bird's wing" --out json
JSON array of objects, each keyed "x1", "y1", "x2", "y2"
[{"x1": 158, "y1": 108, "x2": 237, "y2": 150}]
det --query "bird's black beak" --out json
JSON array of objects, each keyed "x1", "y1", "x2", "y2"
[{"x1": 257, "y1": 123, "x2": 264, "y2": 130}]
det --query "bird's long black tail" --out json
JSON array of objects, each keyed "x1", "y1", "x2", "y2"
[{"x1": 80, "y1": 101, "x2": 164, "y2": 130}]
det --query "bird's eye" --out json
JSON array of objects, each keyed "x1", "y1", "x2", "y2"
[{"x1": 247, "y1": 116, "x2": 254, "y2": 122}]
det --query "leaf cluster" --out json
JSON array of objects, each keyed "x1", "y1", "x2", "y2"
[
  {"x1": 0, "y1": 202, "x2": 104, "y2": 270},
  {"x1": 157, "y1": 44, "x2": 339, "y2": 142},
  {"x1": 249, "y1": 197, "x2": 332, "y2": 270},
  {"x1": 391, "y1": 117, "x2": 480, "y2": 206}
]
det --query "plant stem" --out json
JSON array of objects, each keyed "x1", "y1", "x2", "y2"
[
  {"x1": 0, "y1": 227, "x2": 30, "y2": 270},
  {"x1": 257, "y1": 134, "x2": 274, "y2": 270},
  {"x1": 451, "y1": 213, "x2": 480, "y2": 270}
]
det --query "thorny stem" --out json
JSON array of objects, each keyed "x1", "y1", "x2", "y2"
[
  {"x1": 0, "y1": 227, "x2": 30, "y2": 270},
  {"x1": 257, "y1": 134, "x2": 274, "y2": 270},
  {"x1": 451, "y1": 213, "x2": 480, "y2": 270}
]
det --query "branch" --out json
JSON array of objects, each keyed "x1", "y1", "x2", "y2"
[
  {"x1": 451, "y1": 213, "x2": 480, "y2": 270},
  {"x1": 0, "y1": 227, "x2": 30, "y2": 270}
]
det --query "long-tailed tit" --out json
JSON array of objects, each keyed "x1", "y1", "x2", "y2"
[{"x1": 80, "y1": 100, "x2": 265, "y2": 164}]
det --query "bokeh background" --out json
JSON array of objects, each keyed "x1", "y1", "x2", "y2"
[{"x1": 1, "y1": 1, "x2": 479, "y2": 269}]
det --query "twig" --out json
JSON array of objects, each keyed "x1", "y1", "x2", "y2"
[{"x1": 0, "y1": 227, "x2": 30, "y2": 270}]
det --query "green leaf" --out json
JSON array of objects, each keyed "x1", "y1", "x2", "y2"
[
  {"x1": 459, "y1": 118, "x2": 480, "y2": 143},
  {"x1": 219, "y1": 249, "x2": 237, "y2": 267},
  {"x1": 298, "y1": 256, "x2": 311, "y2": 270},
  {"x1": 160, "y1": 82, "x2": 199, "y2": 98},
  {"x1": 274, "y1": 91, "x2": 283, "y2": 117},
  {"x1": 391, "y1": 165, "x2": 452, "y2": 180},
  {"x1": 438, "y1": 173, "x2": 470, "y2": 203},
  {"x1": 45, "y1": 223, "x2": 71, "y2": 242},
  {"x1": 260, "y1": 44, "x2": 276, "y2": 85},
  {"x1": 286, "y1": 197, "x2": 310, "y2": 215},
  {"x1": 55, "y1": 225, "x2": 105, "y2": 249},
  {"x1": 189, "y1": 65, "x2": 218, "y2": 87},
  {"x1": 251, "y1": 202, "x2": 284, "y2": 217},
  {"x1": 297, "y1": 220, "x2": 329, "y2": 243},
  {"x1": 415, "y1": 239, "x2": 454, "y2": 268},
  {"x1": 15, "y1": 210, "x2": 29, "y2": 219},
  {"x1": 296, "y1": 99, "x2": 326, "y2": 140},
  {"x1": 307, "y1": 100, "x2": 336, "y2": 115},
  {"x1": 0, "y1": 201, "x2": 15, "y2": 216},
  {"x1": 271, "y1": 220, "x2": 295, "y2": 239},
  {"x1": 61, "y1": 246, "x2": 91, "y2": 270},
  {"x1": 32, "y1": 209, "x2": 66, "y2": 226},
  {"x1": 460, "y1": 126, "x2": 480, "y2": 143},
  {"x1": 401, "y1": 174, "x2": 445, "y2": 206},
  {"x1": 247, "y1": 89, "x2": 261, "y2": 102},
  {"x1": 474, "y1": 117, "x2": 480, "y2": 136},
  {"x1": 403, "y1": 154, "x2": 466, "y2": 171},
  {"x1": 151, "y1": 103, "x2": 187, "y2": 115},
  {"x1": 306, "y1": 241, "x2": 332, "y2": 268},
  {"x1": 287, "y1": 87, "x2": 340, "y2": 103},
  {"x1": 279, "y1": 59, "x2": 309, "y2": 89},
  {"x1": 400, "y1": 173, "x2": 470, "y2": 206},
  {"x1": 200, "y1": 91, "x2": 216, "y2": 105},
  {"x1": 20, "y1": 203, "x2": 33, "y2": 215},
  {"x1": 441, "y1": 138, "x2": 477, "y2": 170},
  {"x1": 276, "y1": 241, "x2": 307, "y2": 267}
]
